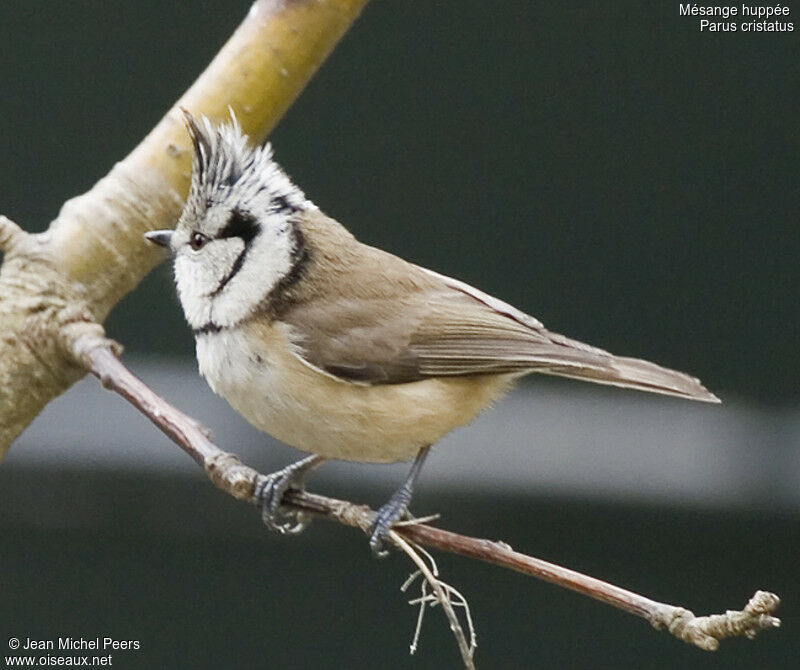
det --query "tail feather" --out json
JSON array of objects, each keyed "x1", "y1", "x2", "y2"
[
  {"x1": 419, "y1": 267, "x2": 719, "y2": 402},
  {"x1": 545, "y1": 355, "x2": 720, "y2": 403}
]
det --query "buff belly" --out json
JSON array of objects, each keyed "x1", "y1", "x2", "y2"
[{"x1": 195, "y1": 322, "x2": 514, "y2": 463}]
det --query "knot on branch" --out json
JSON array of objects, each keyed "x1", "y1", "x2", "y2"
[
  {"x1": 0, "y1": 216, "x2": 35, "y2": 258},
  {"x1": 65, "y1": 323, "x2": 123, "y2": 370},
  {"x1": 655, "y1": 591, "x2": 780, "y2": 651},
  {"x1": 336, "y1": 500, "x2": 375, "y2": 532},
  {"x1": 0, "y1": 216, "x2": 54, "y2": 268},
  {"x1": 206, "y1": 451, "x2": 260, "y2": 501}
]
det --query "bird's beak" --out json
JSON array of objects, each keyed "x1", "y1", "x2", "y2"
[{"x1": 145, "y1": 230, "x2": 174, "y2": 248}]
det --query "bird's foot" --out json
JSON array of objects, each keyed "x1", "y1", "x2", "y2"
[
  {"x1": 370, "y1": 445, "x2": 432, "y2": 557},
  {"x1": 370, "y1": 484, "x2": 413, "y2": 557},
  {"x1": 253, "y1": 455, "x2": 323, "y2": 535}
]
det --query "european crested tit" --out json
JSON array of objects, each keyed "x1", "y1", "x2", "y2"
[{"x1": 146, "y1": 111, "x2": 718, "y2": 554}]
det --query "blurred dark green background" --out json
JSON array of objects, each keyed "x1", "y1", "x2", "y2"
[
  {"x1": 0, "y1": 0, "x2": 796, "y2": 403},
  {"x1": 1, "y1": 2, "x2": 797, "y2": 668}
]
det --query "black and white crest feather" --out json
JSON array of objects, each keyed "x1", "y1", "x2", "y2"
[
  {"x1": 172, "y1": 110, "x2": 312, "y2": 333},
  {"x1": 183, "y1": 110, "x2": 305, "y2": 216}
]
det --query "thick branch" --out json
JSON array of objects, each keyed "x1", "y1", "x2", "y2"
[
  {"x1": 0, "y1": 0, "x2": 368, "y2": 456},
  {"x1": 75, "y1": 335, "x2": 781, "y2": 654}
]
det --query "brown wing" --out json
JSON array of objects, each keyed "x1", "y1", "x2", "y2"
[{"x1": 281, "y1": 214, "x2": 718, "y2": 402}]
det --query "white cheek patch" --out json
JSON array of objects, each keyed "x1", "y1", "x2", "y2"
[
  {"x1": 175, "y1": 254, "x2": 213, "y2": 328},
  {"x1": 173, "y1": 216, "x2": 297, "y2": 331},
  {"x1": 208, "y1": 218, "x2": 296, "y2": 326},
  {"x1": 174, "y1": 239, "x2": 245, "y2": 328}
]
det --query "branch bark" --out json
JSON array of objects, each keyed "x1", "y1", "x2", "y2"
[
  {"x1": 74, "y1": 334, "x2": 781, "y2": 657},
  {"x1": 0, "y1": 0, "x2": 368, "y2": 457}
]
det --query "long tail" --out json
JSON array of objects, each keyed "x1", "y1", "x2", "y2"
[
  {"x1": 423, "y1": 267, "x2": 719, "y2": 403},
  {"x1": 542, "y1": 351, "x2": 720, "y2": 403}
]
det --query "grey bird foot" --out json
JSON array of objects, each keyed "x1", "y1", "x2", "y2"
[
  {"x1": 253, "y1": 455, "x2": 324, "y2": 535},
  {"x1": 369, "y1": 485, "x2": 413, "y2": 557},
  {"x1": 370, "y1": 445, "x2": 432, "y2": 557}
]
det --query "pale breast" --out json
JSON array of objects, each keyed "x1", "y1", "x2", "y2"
[{"x1": 195, "y1": 321, "x2": 514, "y2": 463}]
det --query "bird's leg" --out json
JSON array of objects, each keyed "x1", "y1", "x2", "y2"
[
  {"x1": 370, "y1": 445, "x2": 431, "y2": 557},
  {"x1": 253, "y1": 455, "x2": 326, "y2": 535}
]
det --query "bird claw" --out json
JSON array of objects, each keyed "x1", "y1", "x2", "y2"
[
  {"x1": 369, "y1": 485, "x2": 413, "y2": 557},
  {"x1": 253, "y1": 456, "x2": 320, "y2": 535}
]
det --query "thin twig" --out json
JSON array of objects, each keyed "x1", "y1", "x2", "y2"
[
  {"x1": 391, "y1": 531, "x2": 475, "y2": 669},
  {"x1": 400, "y1": 542, "x2": 477, "y2": 659},
  {"x1": 73, "y1": 335, "x2": 782, "y2": 655}
]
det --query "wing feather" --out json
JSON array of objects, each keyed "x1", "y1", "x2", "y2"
[{"x1": 280, "y1": 232, "x2": 718, "y2": 403}]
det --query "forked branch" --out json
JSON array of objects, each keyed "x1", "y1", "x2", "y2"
[{"x1": 73, "y1": 333, "x2": 781, "y2": 663}]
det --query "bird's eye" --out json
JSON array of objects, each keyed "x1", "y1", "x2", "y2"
[{"x1": 189, "y1": 231, "x2": 209, "y2": 251}]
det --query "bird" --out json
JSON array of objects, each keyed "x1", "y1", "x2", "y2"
[{"x1": 146, "y1": 110, "x2": 719, "y2": 555}]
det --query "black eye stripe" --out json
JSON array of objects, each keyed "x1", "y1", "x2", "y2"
[
  {"x1": 217, "y1": 210, "x2": 260, "y2": 243},
  {"x1": 208, "y1": 210, "x2": 260, "y2": 298}
]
